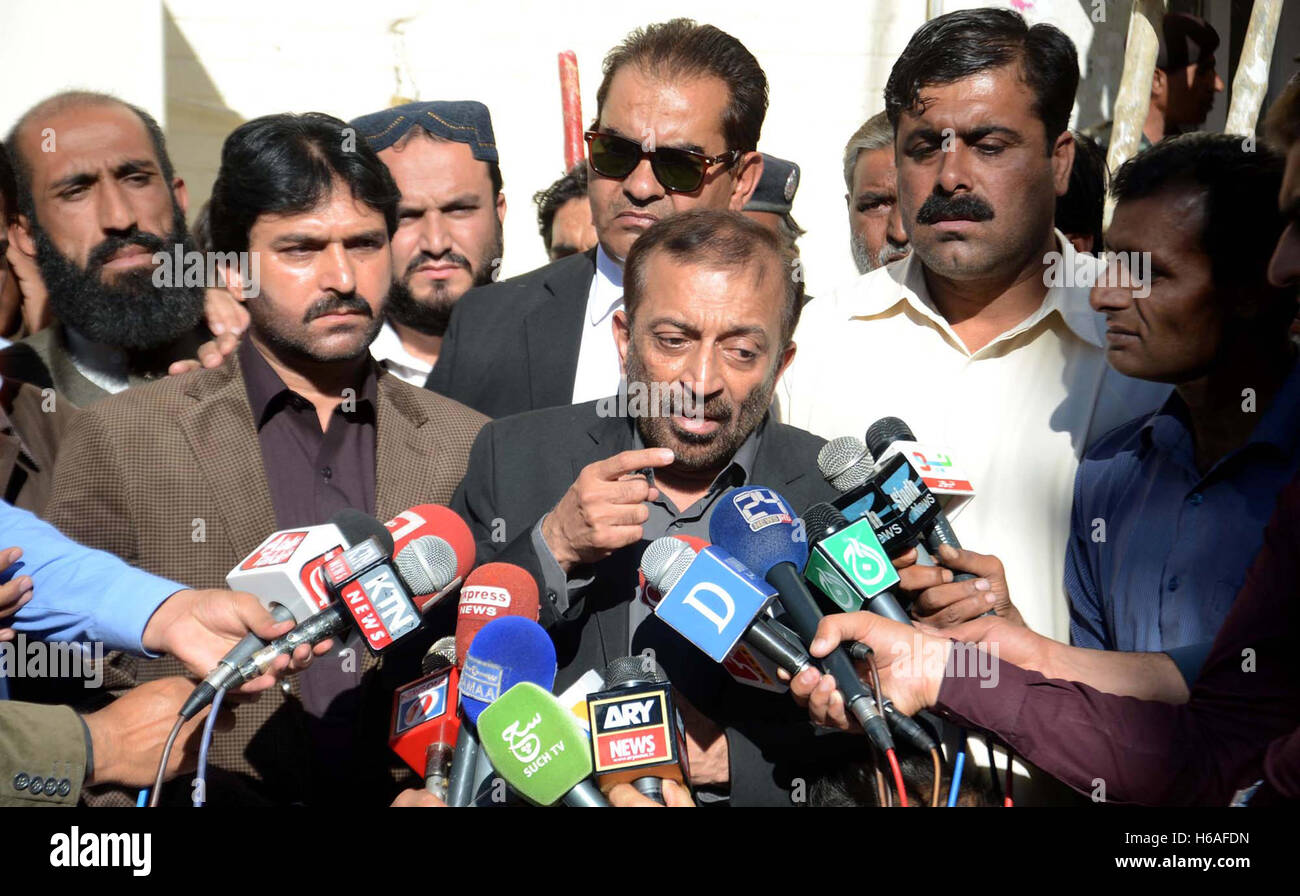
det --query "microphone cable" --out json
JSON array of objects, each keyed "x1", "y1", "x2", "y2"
[
  {"x1": 986, "y1": 734, "x2": 1004, "y2": 806},
  {"x1": 929, "y1": 747, "x2": 943, "y2": 808},
  {"x1": 947, "y1": 742, "x2": 967, "y2": 808},
  {"x1": 148, "y1": 715, "x2": 186, "y2": 807},
  {"x1": 862, "y1": 648, "x2": 907, "y2": 807},
  {"x1": 193, "y1": 685, "x2": 229, "y2": 807}
]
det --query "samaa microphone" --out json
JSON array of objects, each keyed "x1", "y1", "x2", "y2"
[
  {"x1": 587, "y1": 656, "x2": 689, "y2": 804},
  {"x1": 802, "y1": 502, "x2": 909, "y2": 623},
  {"x1": 640, "y1": 537, "x2": 812, "y2": 680},
  {"x1": 477, "y1": 682, "x2": 609, "y2": 807},
  {"x1": 709, "y1": 486, "x2": 894, "y2": 754}
]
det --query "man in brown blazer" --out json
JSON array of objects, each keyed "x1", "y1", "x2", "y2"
[{"x1": 41, "y1": 112, "x2": 486, "y2": 805}]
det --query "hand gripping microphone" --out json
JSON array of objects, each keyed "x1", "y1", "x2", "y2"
[
  {"x1": 817, "y1": 437, "x2": 923, "y2": 558},
  {"x1": 709, "y1": 486, "x2": 894, "y2": 754},
  {"x1": 587, "y1": 656, "x2": 690, "y2": 804},
  {"x1": 478, "y1": 682, "x2": 609, "y2": 807},
  {"x1": 446, "y1": 564, "x2": 541, "y2": 806},
  {"x1": 641, "y1": 537, "x2": 812, "y2": 679},
  {"x1": 802, "y1": 502, "x2": 909, "y2": 622},
  {"x1": 389, "y1": 636, "x2": 460, "y2": 799}
]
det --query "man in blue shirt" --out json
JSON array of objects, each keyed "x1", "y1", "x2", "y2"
[{"x1": 1067, "y1": 134, "x2": 1298, "y2": 674}]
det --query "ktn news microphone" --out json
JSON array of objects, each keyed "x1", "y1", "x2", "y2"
[
  {"x1": 586, "y1": 656, "x2": 690, "y2": 804},
  {"x1": 641, "y1": 537, "x2": 812, "y2": 680},
  {"x1": 445, "y1": 564, "x2": 543, "y2": 806},
  {"x1": 709, "y1": 486, "x2": 894, "y2": 754}
]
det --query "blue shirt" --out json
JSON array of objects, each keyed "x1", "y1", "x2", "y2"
[
  {"x1": 0, "y1": 502, "x2": 185, "y2": 698},
  {"x1": 1067, "y1": 358, "x2": 1300, "y2": 653}
]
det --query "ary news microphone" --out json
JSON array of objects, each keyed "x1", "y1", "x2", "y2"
[
  {"x1": 709, "y1": 487, "x2": 894, "y2": 754},
  {"x1": 801, "y1": 503, "x2": 909, "y2": 623},
  {"x1": 817, "y1": 437, "x2": 923, "y2": 558},
  {"x1": 587, "y1": 656, "x2": 690, "y2": 804},
  {"x1": 478, "y1": 682, "x2": 609, "y2": 807},
  {"x1": 181, "y1": 534, "x2": 457, "y2": 720},
  {"x1": 389, "y1": 636, "x2": 460, "y2": 800},
  {"x1": 641, "y1": 537, "x2": 812, "y2": 680},
  {"x1": 446, "y1": 565, "x2": 542, "y2": 807}
]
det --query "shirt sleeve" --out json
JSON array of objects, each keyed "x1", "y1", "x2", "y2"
[
  {"x1": 1, "y1": 502, "x2": 184, "y2": 654},
  {"x1": 1065, "y1": 459, "x2": 1110, "y2": 650}
]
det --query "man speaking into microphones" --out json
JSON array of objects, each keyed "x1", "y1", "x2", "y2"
[{"x1": 453, "y1": 210, "x2": 861, "y2": 805}]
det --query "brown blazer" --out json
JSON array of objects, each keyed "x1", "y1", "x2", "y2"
[
  {"x1": 40, "y1": 351, "x2": 487, "y2": 805},
  {"x1": 1, "y1": 377, "x2": 76, "y2": 515}
]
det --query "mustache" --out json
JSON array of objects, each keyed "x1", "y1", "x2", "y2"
[
  {"x1": 86, "y1": 230, "x2": 168, "y2": 272},
  {"x1": 915, "y1": 192, "x2": 995, "y2": 225},
  {"x1": 404, "y1": 250, "x2": 472, "y2": 276},
  {"x1": 302, "y1": 292, "x2": 374, "y2": 323}
]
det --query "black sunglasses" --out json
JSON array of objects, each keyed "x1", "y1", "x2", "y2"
[{"x1": 584, "y1": 130, "x2": 741, "y2": 194}]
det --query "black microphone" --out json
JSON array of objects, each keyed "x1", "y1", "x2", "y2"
[
  {"x1": 588, "y1": 656, "x2": 690, "y2": 805},
  {"x1": 710, "y1": 488, "x2": 894, "y2": 754}
]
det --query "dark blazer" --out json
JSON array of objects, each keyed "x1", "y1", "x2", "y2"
[
  {"x1": 1, "y1": 377, "x2": 75, "y2": 514},
  {"x1": 451, "y1": 399, "x2": 856, "y2": 806},
  {"x1": 40, "y1": 351, "x2": 487, "y2": 805},
  {"x1": 425, "y1": 249, "x2": 596, "y2": 417}
]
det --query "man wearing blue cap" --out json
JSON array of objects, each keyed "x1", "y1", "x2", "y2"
[
  {"x1": 741, "y1": 152, "x2": 804, "y2": 250},
  {"x1": 351, "y1": 101, "x2": 506, "y2": 386}
]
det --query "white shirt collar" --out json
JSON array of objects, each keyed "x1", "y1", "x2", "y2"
[
  {"x1": 588, "y1": 244, "x2": 625, "y2": 327},
  {"x1": 369, "y1": 320, "x2": 433, "y2": 386},
  {"x1": 841, "y1": 230, "x2": 1106, "y2": 354}
]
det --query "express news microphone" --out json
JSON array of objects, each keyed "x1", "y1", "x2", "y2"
[
  {"x1": 445, "y1": 564, "x2": 541, "y2": 807},
  {"x1": 389, "y1": 636, "x2": 459, "y2": 799},
  {"x1": 641, "y1": 537, "x2": 812, "y2": 679},
  {"x1": 709, "y1": 487, "x2": 894, "y2": 754},
  {"x1": 478, "y1": 682, "x2": 609, "y2": 807},
  {"x1": 587, "y1": 656, "x2": 689, "y2": 804},
  {"x1": 802, "y1": 503, "x2": 909, "y2": 622}
]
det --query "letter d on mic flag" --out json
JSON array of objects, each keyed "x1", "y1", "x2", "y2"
[{"x1": 653, "y1": 546, "x2": 777, "y2": 663}]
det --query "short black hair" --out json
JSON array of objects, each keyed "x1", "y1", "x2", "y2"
[
  {"x1": 209, "y1": 112, "x2": 400, "y2": 255},
  {"x1": 1111, "y1": 133, "x2": 1287, "y2": 298},
  {"x1": 1056, "y1": 131, "x2": 1107, "y2": 251},
  {"x1": 0, "y1": 141, "x2": 16, "y2": 225},
  {"x1": 533, "y1": 164, "x2": 588, "y2": 253},
  {"x1": 5, "y1": 91, "x2": 177, "y2": 222},
  {"x1": 623, "y1": 208, "x2": 802, "y2": 344},
  {"x1": 884, "y1": 8, "x2": 1078, "y2": 152},
  {"x1": 596, "y1": 18, "x2": 768, "y2": 154}
]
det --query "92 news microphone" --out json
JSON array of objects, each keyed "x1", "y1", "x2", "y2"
[
  {"x1": 710, "y1": 487, "x2": 894, "y2": 754},
  {"x1": 641, "y1": 537, "x2": 812, "y2": 679},
  {"x1": 389, "y1": 636, "x2": 459, "y2": 800},
  {"x1": 817, "y1": 437, "x2": 923, "y2": 557},
  {"x1": 587, "y1": 656, "x2": 689, "y2": 804},
  {"x1": 445, "y1": 566, "x2": 542, "y2": 807},
  {"x1": 478, "y1": 682, "x2": 609, "y2": 807},
  {"x1": 802, "y1": 503, "x2": 908, "y2": 622}
]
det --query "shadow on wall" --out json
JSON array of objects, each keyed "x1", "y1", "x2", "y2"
[{"x1": 163, "y1": 4, "x2": 243, "y2": 227}]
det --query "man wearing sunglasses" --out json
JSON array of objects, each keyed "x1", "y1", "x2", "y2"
[{"x1": 426, "y1": 18, "x2": 765, "y2": 419}]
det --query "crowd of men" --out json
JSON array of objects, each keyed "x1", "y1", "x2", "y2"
[{"x1": 1, "y1": 8, "x2": 1298, "y2": 808}]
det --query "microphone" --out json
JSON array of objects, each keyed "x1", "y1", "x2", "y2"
[
  {"x1": 587, "y1": 656, "x2": 689, "y2": 804},
  {"x1": 709, "y1": 487, "x2": 894, "y2": 753},
  {"x1": 384, "y1": 504, "x2": 476, "y2": 583},
  {"x1": 640, "y1": 537, "x2": 812, "y2": 680},
  {"x1": 445, "y1": 565, "x2": 542, "y2": 807},
  {"x1": 865, "y1": 417, "x2": 976, "y2": 582},
  {"x1": 389, "y1": 636, "x2": 460, "y2": 800},
  {"x1": 801, "y1": 503, "x2": 909, "y2": 623},
  {"x1": 477, "y1": 682, "x2": 609, "y2": 807},
  {"x1": 181, "y1": 534, "x2": 457, "y2": 719},
  {"x1": 865, "y1": 417, "x2": 976, "y2": 519},
  {"x1": 817, "y1": 437, "x2": 923, "y2": 558}
]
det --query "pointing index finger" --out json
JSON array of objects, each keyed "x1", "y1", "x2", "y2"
[{"x1": 596, "y1": 447, "x2": 675, "y2": 480}]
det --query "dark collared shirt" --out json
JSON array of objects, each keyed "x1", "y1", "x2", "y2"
[
  {"x1": 239, "y1": 339, "x2": 379, "y2": 769},
  {"x1": 531, "y1": 414, "x2": 764, "y2": 654},
  {"x1": 1067, "y1": 357, "x2": 1300, "y2": 655}
]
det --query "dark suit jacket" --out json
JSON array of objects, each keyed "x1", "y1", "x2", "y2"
[
  {"x1": 40, "y1": 351, "x2": 487, "y2": 805},
  {"x1": 450, "y1": 400, "x2": 856, "y2": 805},
  {"x1": 426, "y1": 249, "x2": 595, "y2": 417},
  {"x1": 1, "y1": 377, "x2": 75, "y2": 514}
]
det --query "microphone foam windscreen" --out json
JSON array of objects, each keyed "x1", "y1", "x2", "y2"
[
  {"x1": 332, "y1": 509, "x2": 396, "y2": 555},
  {"x1": 817, "y1": 436, "x2": 875, "y2": 492},
  {"x1": 395, "y1": 535, "x2": 458, "y2": 595},
  {"x1": 459, "y1": 616, "x2": 557, "y2": 723},
  {"x1": 802, "y1": 501, "x2": 847, "y2": 547},
  {"x1": 709, "y1": 486, "x2": 809, "y2": 577},
  {"x1": 603, "y1": 655, "x2": 667, "y2": 688},
  {"x1": 455, "y1": 562, "x2": 542, "y2": 663},
  {"x1": 640, "y1": 537, "x2": 697, "y2": 593},
  {"x1": 865, "y1": 416, "x2": 916, "y2": 457},
  {"x1": 387, "y1": 505, "x2": 476, "y2": 581}
]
